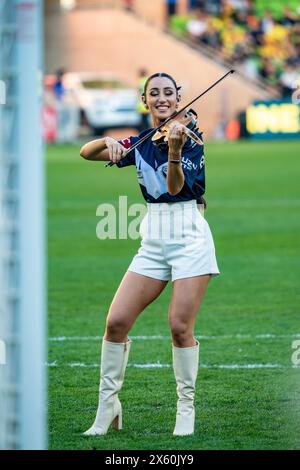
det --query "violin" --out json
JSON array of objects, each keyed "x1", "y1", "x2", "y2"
[
  {"x1": 106, "y1": 69, "x2": 234, "y2": 167},
  {"x1": 151, "y1": 108, "x2": 203, "y2": 152}
]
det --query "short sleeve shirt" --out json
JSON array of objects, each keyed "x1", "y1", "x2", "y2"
[{"x1": 116, "y1": 129, "x2": 205, "y2": 203}]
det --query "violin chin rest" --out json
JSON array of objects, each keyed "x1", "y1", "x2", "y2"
[
  {"x1": 151, "y1": 132, "x2": 161, "y2": 141},
  {"x1": 151, "y1": 129, "x2": 168, "y2": 142}
]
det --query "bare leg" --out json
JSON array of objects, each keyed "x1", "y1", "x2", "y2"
[
  {"x1": 169, "y1": 274, "x2": 211, "y2": 347},
  {"x1": 105, "y1": 271, "x2": 168, "y2": 342},
  {"x1": 84, "y1": 271, "x2": 168, "y2": 436},
  {"x1": 169, "y1": 274, "x2": 212, "y2": 436}
]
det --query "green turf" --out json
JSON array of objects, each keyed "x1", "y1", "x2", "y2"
[{"x1": 47, "y1": 139, "x2": 300, "y2": 450}]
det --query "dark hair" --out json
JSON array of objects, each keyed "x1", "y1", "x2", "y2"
[{"x1": 142, "y1": 72, "x2": 181, "y2": 97}]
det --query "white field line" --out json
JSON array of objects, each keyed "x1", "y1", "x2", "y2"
[
  {"x1": 45, "y1": 361, "x2": 300, "y2": 370},
  {"x1": 47, "y1": 199, "x2": 300, "y2": 210},
  {"x1": 49, "y1": 333, "x2": 300, "y2": 342}
]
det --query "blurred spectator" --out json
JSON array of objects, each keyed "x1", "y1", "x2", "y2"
[
  {"x1": 228, "y1": 0, "x2": 248, "y2": 11},
  {"x1": 279, "y1": 63, "x2": 300, "y2": 97},
  {"x1": 123, "y1": 0, "x2": 133, "y2": 12},
  {"x1": 220, "y1": 0, "x2": 234, "y2": 20},
  {"x1": 260, "y1": 58, "x2": 279, "y2": 88},
  {"x1": 261, "y1": 10, "x2": 275, "y2": 34},
  {"x1": 201, "y1": 18, "x2": 221, "y2": 47},
  {"x1": 236, "y1": 51, "x2": 259, "y2": 79},
  {"x1": 220, "y1": 18, "x2": 247, "y2": 60},
  {"x1": 247, "y1": 16, "x2": 263, "y2": 46},
  {"x1": 136, "y1": 68, "x2": 150, "y2": 132},
  {"x1": 189, "y1": 0, "x2": 202, "y2": 9},
  {"x1": 204, "y1": 0, "x2": 221, "y2": 15},
  {"x1": 234, "y1": 10, "x2": 247, "y2": 26},
  {"x1": 166, "y1": 0, "x2": 177, "y2": 19},
  {"x1": 281, "y1": 7, "x2": 298, "y2": 27},
  {"x1": 53, "y1": 68, "x2": 66, "y2": 101},
  {"x1": 186, "y1": 9, "x2": 208, "y2": 43}
]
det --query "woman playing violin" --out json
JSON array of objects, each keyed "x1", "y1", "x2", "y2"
[{"x1": 80, "y1": 72, "x2": 220, "y2": 437}]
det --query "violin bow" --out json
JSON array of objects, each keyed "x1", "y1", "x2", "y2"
[{"x1": 106, "y1": 69, "x2": 235, "y2": 167}]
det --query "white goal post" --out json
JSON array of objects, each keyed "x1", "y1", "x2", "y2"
[{"x1": 0, "y1": 0, "x2": 46, "y2": 450}]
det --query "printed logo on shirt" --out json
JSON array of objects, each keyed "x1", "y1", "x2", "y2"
[
  {"x1": 181, "y1": 157, "x2": 198, "y2": 171},
  {"x1": 161, "y1": 163, "x2": 168, "y2": 178},
  {"x1": 200, "y1": 155, "x2": 205, "y2": 170},
  {"x1": 120, "y1": 137, "x2": 132, "y2": 149}
]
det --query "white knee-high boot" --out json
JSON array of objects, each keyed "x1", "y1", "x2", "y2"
[
  {"x1": 84, "y1": 338, "x2": 131, "y2": 436},
  {"x1": 172, "y1": 341, "x2": 199, "y2": 436}
]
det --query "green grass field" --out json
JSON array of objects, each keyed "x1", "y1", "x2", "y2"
[{"x1": 47, "y1": 139, "x2": 300, "y2": 450}]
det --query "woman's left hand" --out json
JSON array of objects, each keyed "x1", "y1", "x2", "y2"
[{"x1": 167, "y1": 121, "x2": 188, "y2": 154}]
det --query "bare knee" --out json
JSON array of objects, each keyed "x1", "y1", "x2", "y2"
[
  {"x1": 169, "y1": 319, "x2": 194, "y2": 347},
  {"x1": 105, "y1": 315, "x2": 129, "y2": 342}
]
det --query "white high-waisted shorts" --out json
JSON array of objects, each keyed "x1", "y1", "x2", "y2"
[{"x1": 128, "y1": 200, "x2": 220, "y2": 281}]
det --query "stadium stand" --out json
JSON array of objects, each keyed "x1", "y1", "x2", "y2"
[{"x1": 169, "y1": 0, "x2": 300, "y2": 96}]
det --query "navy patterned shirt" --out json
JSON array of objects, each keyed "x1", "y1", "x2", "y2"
[{"x1": 116, "y1": 129, "x2": 205, "y2": 203}]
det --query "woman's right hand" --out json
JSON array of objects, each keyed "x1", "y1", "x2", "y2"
[
  {"x1": 167, "y1": 121, "x2": 187, "y2": 155},
  {"x1": 105, "y1": 137, "x2": 127, "y2": 164}
]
